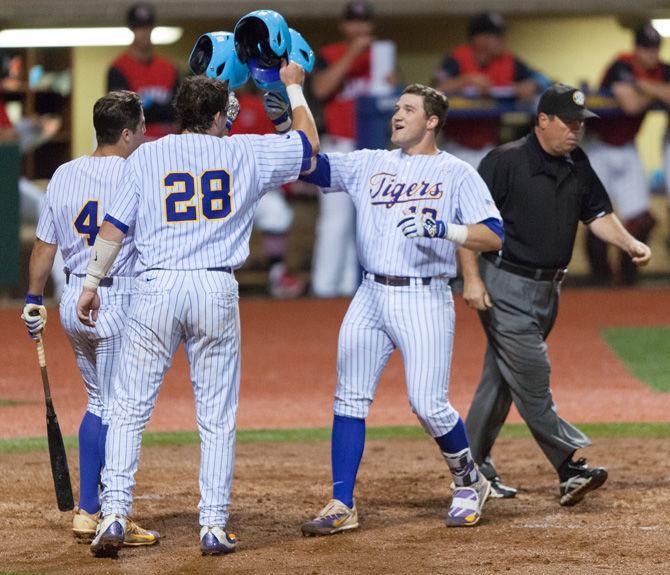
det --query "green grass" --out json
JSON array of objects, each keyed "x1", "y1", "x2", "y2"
[
  {"x1": 0, "y1": 399, "x2": 36, "y2": 407},
  {"x1": 602, "y1": 327, "x2": 670, "y2": 392},
  {"x1": 1, "y1": 422, "x2": 669, "y2": 454}
]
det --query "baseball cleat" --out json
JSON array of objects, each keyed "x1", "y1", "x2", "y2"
[
  {"x1": 200, "y1": 525, "x2": 237, "y2": 555},
  {"x1": 559, "y1": 459, "x2": 608, "y2": 506},
  {"x1": 301, "y1": 499, "x2": 359, "y2": 536},
  {"x1": 90, "y1": 514, "x2": 126, "y2": 558},
  {"x1": 72, "y1": 507, "x2": 100, "y2": 541},
  {"x1": 488, "y1": 476, "x2": 518, "y2": 499},
  {"x1": 447, "y1": 475, "x2": 491, "y2": 527},
  {"x1": 123, "y1": 518, "x2": 161, "y2": 547}
]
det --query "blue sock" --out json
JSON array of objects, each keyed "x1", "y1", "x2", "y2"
[
  {"x1": 435, "y1": 418, "x2": 479, "y2": 487},
  {"x1": 434, "y1": 417, "x2": 469, "y2": 454},
  {"x1": 331, "y1": 415, "x2": 365, "y2": 508},
  {"x1": 78, "y1": 411, "x2": 103, "y2": 514}
]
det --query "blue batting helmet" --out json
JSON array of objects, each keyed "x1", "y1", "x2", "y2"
[
  {"x1": 288, "y1": 28, "x2": 315, "y2": 74},
  {"x1": 234, "y1": 10, "x2": 292, "y2": 92},
  {"x1": 188, "y1": 31, "x2": 250, "y2": 90}
]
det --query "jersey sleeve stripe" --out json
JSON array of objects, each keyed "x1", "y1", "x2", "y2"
[{"x1": 103, "y1": 214, "x2": 130, "y2": 234}]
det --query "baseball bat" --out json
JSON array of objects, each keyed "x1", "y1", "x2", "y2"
[{"x1": 34, "y1": 333, "x2": 75, "y2": 512}]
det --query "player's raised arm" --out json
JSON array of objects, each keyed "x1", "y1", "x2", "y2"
[{"x1": 279, "y1": 61, "x2": 319, "y2": 155}]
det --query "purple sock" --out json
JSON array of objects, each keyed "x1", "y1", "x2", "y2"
[
  {"x1": 331, "y1": 415, "x2": 365, "y2": 508},
  {"x1": 78, "y1": 411, "x2": 102, "y2": 514}
]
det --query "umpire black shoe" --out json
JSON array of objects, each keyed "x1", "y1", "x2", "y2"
[
  {"x1": 489, "y1": 476, "x2": 517, "y2": 499},
  {"x1": 559, "y1": 458, "x2": 608, "y2": 507}
]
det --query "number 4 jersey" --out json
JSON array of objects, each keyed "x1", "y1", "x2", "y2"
[
  {"x1": 36, "y1": 155, "x2": 138, "y2": 276},
  {"x1": 105, "y1": 131, "x2": 308, "y2": 272}
]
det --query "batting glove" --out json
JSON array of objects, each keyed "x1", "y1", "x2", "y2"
[
  {"x1": 263, "y1": 91, "x2": 292, "y2": 133},
  {"x1": 21, "y1": 294, "x2": 47, "y2": 340},
  {"x1": 398, "y1": 212, "x2": 446, "y2": 239}
]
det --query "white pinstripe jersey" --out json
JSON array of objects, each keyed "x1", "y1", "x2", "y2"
[
  {"x1": 321, "y1": 149, "x2": 501, "y2": 277},
  {"x1": 36, "y1": 156, "x2": 138, "y2": 276},
  {"x1": 107, "y1": 131, "x2": 306, "y2": 271}
]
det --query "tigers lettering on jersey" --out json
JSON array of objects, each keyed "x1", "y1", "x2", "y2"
[{"x1": 368, "y1": 172, "x2": 444, "y2": 208}]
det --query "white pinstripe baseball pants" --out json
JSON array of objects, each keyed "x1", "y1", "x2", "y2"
[
  {"x1": 334, "y1": 275, "x2": 461, "y2": 437},
  {"x1": 101, "y1": 269, "x2": 241, "y2": 527},
  {"x1": 59, "y1": 276, "x2": 134, "y2": 422}
]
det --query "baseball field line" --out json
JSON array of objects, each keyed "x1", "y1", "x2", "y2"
[{"x1": 1, "y1": 422, "x2": 669, "y2": 454}]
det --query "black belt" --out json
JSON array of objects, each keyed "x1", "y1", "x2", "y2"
[
  {"x1": 482, "y1": 253, "x2": 567, "y2": 282},
  {"x1": 366, "y1": 272, "x2": 432, "y2": 287},
  {"x1": 206, "y1": 267, "x2": 232, "y2": 273},
  {"x1": 65, "y1": 271, "x2": 113, "y2": 287}
]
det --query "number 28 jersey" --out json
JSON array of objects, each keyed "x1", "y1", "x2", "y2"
[
  {"x1": 106, "y1": 131, "x2": 306, "y2": 272},
  {"x1": 36, "y1": 156, "x2": 138, "y2": 277}
]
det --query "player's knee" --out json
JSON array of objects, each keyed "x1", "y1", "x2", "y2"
[
  {"x1": 334, "y1": 396, "x2": 371, "y2": 420},
  {"x1": 411, "y1": 400, "x2": 459, "y2": 434}
]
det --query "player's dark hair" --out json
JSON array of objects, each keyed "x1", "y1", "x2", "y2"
[
  {"x1": 402, "y1": 84, "x2": 449, "y2": 132},
  {"x1": 93, "y1": 90, "x2": 143, "y2": 146},
  {"x1": 174, "y1": 75, "x2": 229, "y2": 134}
]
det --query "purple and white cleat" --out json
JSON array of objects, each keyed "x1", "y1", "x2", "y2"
[
  {"x1": 447, "y1": 476, "x2": 491, "y2": 527},
  {"x1": 90, "y1": 514, "x2": 126, "y2": 557}
]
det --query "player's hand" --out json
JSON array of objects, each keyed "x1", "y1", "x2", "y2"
[
  {"x1": 462, "y1": 277, "x2": 492, "y2": 311},
  {"x1": 225, "y1": 91, "x2": 240, "y2": 131},
  {"x1": 263, "y1": 91, "x2": 292, "y2": 132},
  {"x1": 76, "y1": 287, "x2": 100, "y2": 327},
  {"x1": 398, "y1": 210, "x2": 446, "y2": 239},
  {"x1": 21, "y1": 300, "x2": 47, "y2": 340},
  {"x1": 279, "y1": 60, "x2": 305, "y2": 87},
  {"x1": 627, "y1": 239, "x2": 651, "y2": 266}
]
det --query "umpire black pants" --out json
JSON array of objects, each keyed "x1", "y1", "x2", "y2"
[{"x1": 465, "y1": 257, "x2": 591, "y2": 473}]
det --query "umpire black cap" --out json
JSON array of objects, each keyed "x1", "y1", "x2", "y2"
[
  {"x1": 634, "y1": 22, "x2": 662, "y2": 48},
  {"x1": 469, "y1": 12, "x2": 506, "y2": 37},
  {"x1": 537, "y1": 83, "x2": 599, "y2": 121},
  {"x1": 127, "y1": 2, "x2": 156, "y2": 29}
]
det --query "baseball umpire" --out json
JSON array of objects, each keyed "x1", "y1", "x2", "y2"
[{"x1": 460, "y1": 83, "x2": 651, "y2": 505}]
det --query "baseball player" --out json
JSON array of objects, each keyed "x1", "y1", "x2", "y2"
[
  {"x1": 76, "y1": 67, "x2": 318, "y2": 558},
  {"x1": 299, "y1": 84, "x2": 503, "y2": 535},
  {"x1": 585, "y1": 23, "x2": 668, "y2": 284},
  {"x1": 20, "y1": 91, "x2": 158, "y2": 546}
]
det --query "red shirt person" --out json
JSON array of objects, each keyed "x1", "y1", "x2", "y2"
[
  {"x1": 435, "y1": 12, "x2": 540, "y2": 168},
  {"x1": 107, "y1": 2, "x2": 178, "y2": 140}
]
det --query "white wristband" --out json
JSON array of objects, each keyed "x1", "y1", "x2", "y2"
[
  {"x1": 286, "y1": 84, "x2": 308, "y2": 111},
  {"x1": 445, "y1": 224, "x2": 468, "y2": 245},
  {"x1": 84, "y1": 235, "x2": 122, "y2": 289}
]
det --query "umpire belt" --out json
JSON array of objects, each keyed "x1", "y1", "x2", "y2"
[
  {"x1": 365, "y1": 271, "x2": 432, "y2": 287},
  {"x1": 65, "y1": 270, "x2": 113, "y2": 287},
  {"x1": 482, "y1": 253, "x2": 567, "y2": 283}
]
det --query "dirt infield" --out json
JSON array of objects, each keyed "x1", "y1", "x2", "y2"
[
  {"x1": 1, "y1": 288, "x2": 670, "y2": 439},
  {"x1": 2, "y1": 436, "x2": 670, "y2": 575},
  {"x1": 1, "y1": 288, "x2": 670, "y2": 573}
]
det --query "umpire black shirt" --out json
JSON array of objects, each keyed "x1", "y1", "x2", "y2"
[{"x1": 478, "y1": 130, "x2": 613, "y2": 269}]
